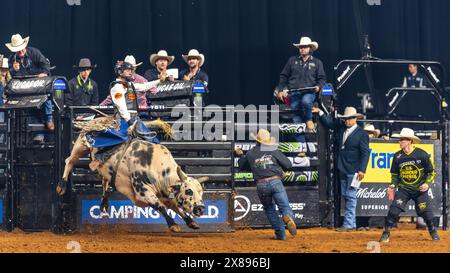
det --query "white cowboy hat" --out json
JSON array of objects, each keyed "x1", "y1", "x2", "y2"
[
  {"x1": 293, "y1": 36, "x2": 319, "y2": 51},
  {"x1": 364, "y1": 124, "x2": 380, "y2": 138},
  {"x1": 182, "y1": 49, "x2": 205, "y2": 67},
  {"x1": 391, "y1": 128, "x2": 421, "y2": 144},
  {"x1": 1, "y1": 58, "x2": 8, "y2": 69},
  {"x1": 250, "y1": 129, "x2": 277, "y2": 146},
  {"x1": 5, "y1": 34, "x2": 30, "y2": 52},
  {"x1": 337, "y1": 107, "x2": 364, "y2": 119},
  {"x1": 124, "y1": 55, "x2": 142, "y2": 67},
  {"x1": 149, "y1": 50, "x2": 175, "y2": 66}
]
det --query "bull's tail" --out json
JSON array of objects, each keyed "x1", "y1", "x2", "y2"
[{"x1": 144, "y1": 119, "x2": 173, "y2": 140}]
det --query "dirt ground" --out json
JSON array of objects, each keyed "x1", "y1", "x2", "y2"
[{"x1": 0, "y1": 224, "x2": 449, "y2": 253}]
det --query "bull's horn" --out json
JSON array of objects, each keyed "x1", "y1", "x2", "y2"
[
  {"x1": 177, "y1": 166, "x2": 188, "y2": 182},
  {"x1": 197, "y1": 177, "x2": 209, "y2": 183}
]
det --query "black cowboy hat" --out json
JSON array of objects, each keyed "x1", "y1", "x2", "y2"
[{"x1": 73, "y1": 58, "x2": 97, "y2": 69}]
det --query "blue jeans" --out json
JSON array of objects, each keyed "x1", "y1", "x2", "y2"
[
  {"x1": 30, "y1": 99, "x2": 53, "y2": 139},
  {"x1": 290, "y1": 92, "x2": 316, "y2": 124},
  {"x1": 340, "y1": 172, "x2": 358, "y2": 229},
  {"x1": 256, "y1": 179, "x2": 294, "y2": 240}
]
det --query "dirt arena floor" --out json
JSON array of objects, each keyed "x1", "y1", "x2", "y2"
[{"x1": 0, "y1": 224, "x2": 449, "y2": 253}]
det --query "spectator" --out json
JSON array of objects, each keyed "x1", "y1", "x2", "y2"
[{"x1": 67, "y1": 58, "x2": 99, "y2": 106}]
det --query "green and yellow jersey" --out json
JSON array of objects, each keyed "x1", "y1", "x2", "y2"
[{"x1": 390, "y1": 147, "x2": 435, "y2": 192}]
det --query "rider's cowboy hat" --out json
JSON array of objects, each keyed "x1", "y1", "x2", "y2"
[
  {"x1": 150, "y1": 50, "x2": 175, "y2": 66},
  {"x1": 293, "y1": 37, "x2": 319, "y2": 51},
  {"x1": 391, "y1": 128, "x2": 421, "y2": 144},
  {"x1": 251, "y1": 129, "x2": 277, "y2": 146},
  {"x1": 337, "y1": 107, "x2": 364, "y2": 119},
  {"x1": 124, "y1": 55, "x2": 142, "y2": 67},
  {"x1": 5, "y1": 34, "x2": 30, "y2": 52},
  {"x1": 364, "y1": 124, "x2": 381, "y2": 138},
  {"x1": 182, "y1": 49, "x2": 205, "y2": 67},
  {"x1": 73, "y1": 58, "x2": 97, "y2": 70}
]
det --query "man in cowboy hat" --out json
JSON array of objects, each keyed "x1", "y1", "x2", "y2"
[
  {"x1": 144, "y1": 50, "x2": 176, "y2": 82},
  {"x1": 180, "y1": 49, "x2": 209, "y2": 86},
  {"x1": 181, "y1": 49, "x2": 209, "y2": 105},
  {"x1": 66, "y1": 58, "x2": 99, "y2": 106},
  {"x1": 313, "y1": 106, "x2": 370, "y2": 231},
  {"x1": 275, "y1": 37, "x2": 326, "y2": 132},
  {"x1": 235, "y1": 129, "x2": 297, "y2": 240},
  {"x1": 6, "y1": 33, "x2": 53, "y2": 142},
  {"x1": 6, "y1": 34, "x2": 50, "y2": 78},
  {"x1": 379, "y1": 128, "x2": 439, "y2": 242},
  {"x1": 100, "y1": 55, "x2": 150, "y2": 108}
]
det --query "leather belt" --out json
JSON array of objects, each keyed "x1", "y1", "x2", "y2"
[{"x1": 256, "y1": 176, "x2": 281, "y2": 182}]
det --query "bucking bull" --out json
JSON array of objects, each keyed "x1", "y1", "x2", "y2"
[{"x1": 57, "y1": 117, "x2": 208, "y2": 232}]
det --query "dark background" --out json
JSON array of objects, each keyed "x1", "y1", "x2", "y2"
[{"x1": 1, "y1": 0, "x2": 449, "y2": 114}]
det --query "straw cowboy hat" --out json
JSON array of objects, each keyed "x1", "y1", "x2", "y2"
[
  {"x1": 149, "y1": 50, "x2": 175, "y2": 66},
  {"x1": 251, "y1": 129, "x2": 277, "y2": 145},
  {"x1": 337, "y1": 107, "x2": 364, "y2": 119},
  {"x1": 1, "y1": 58, "x2": 8, "y2": 69},
  {"x1": 5, "y1": 34, "x2": 30, "y2": 53},
  {"x1": 392, "y1": 128, "x2": 421, "y2": 144},
  {"x1": 364, "y1": 124, "x2": 381, "y2": 138},
  {"x1": 73, "y1": 58, "x2": 97, "y2": 69},
  {"x1": 293, "y1": 36, "x2": 319, "y2": 51},
  {"x1": 124, "y1": 55, "x2": 142, "y2": 67},
  {"x1": 182, "y1": 49, "x2": 205, "y2": 67}
]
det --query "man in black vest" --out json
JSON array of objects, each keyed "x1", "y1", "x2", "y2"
[{"x1": 313, "y1": 106, "x2": 370, "y2": 231}]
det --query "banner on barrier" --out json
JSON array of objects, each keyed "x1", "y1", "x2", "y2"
[
  {"x1": 234, "y1": 142, "x2": 317, "y2": 154},
  {"x1": 81, "y1": 199, "x2": 228, "y2": 225},
  {"x1": 234, "y1": 187, "x2": 320, "y2": 227},
  {"x1": 77, "y1": 191, "x2": 233, "y2": 232},
  {"x1": 349, "y1": 182, "x2": 442, "y2": 216},
  {"x1": 234, "y1": 171, "x2": 318, "y2": 184}
]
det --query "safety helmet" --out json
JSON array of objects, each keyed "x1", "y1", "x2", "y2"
[{"x1": 114, "y1": 61, "x2": 134, "y2": 81}]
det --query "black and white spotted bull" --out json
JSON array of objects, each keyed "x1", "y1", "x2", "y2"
[{"x1": 58, "y1": 135, "x2": 208, "y2": 232}]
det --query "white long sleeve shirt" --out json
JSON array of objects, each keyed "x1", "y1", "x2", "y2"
[{"x1": 110, "y1": 79, "x2": 160, "y2": 121}]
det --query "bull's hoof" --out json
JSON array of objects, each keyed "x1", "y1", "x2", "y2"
[
  {"x1": 169, "y1": 225, "x2": 182, "y2": 233},
  {"x1": 56, "y1": 180, "x2": 67, "y2": 196},
  {"x1": 187, "y1": 221, "x2": 200, "y2": 230}
]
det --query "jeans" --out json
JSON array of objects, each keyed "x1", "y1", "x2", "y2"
[
  {"x1": 256, "y1": 179, "x2": 294, "y2": 240},
  {"x1": 30, "y1": 99, "x2": 53, "y2": 139},
  {"x1": 340, "y1": 172, "x2": 358, "y2": 229},
  {"x1": 290, "y1": 92, "x2": 316, "y2": 124}
]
